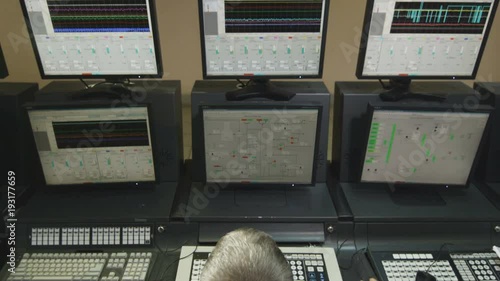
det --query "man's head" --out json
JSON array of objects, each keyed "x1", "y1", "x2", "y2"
[{"x1": 200, "y1": 228, "x2": 293, "y2": 281}]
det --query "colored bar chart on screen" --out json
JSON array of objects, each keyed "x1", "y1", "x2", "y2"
[{"x1": 391, "y1": 1, "x2": 491, "y2": 34}]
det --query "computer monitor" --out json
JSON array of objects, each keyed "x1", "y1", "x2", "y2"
[
  {"x1": 360, "y1": 105, "x2": 491, "y2": 187},
  {"x1": 201, "y1": 105, "x2": 321, "y2": 185},
  {"x1": 356, "y1": 0, "x2": 499, "y2": 101},
  {"x1": 27, "y1": 106, "x2": 156, "y2": 186},
  {"x1": 20, "y1": 0, "x2": 163, "y2": 80},
  {"x1": 198, "y1": 0, "x2": 330, "y2": 100}
]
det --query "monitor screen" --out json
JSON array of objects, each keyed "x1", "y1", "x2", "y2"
[
  {"x1": 20, "y1": 0, "x2": 163, "y2": 79},
  {"x1": 202, "y1": 107, "x2": 320, "y2": 184},
  {"x1": 28, "y1": 106, "x2": 156, "y2": 185},
  {"x1": 357, "y1": 0, "x2": 498, "y2": 79},
  {"x1": 198, "y1": 0, "x2": 330, "y2": 78},
  {"x1": 361, "y1": 108, "x2": 490, "y2": 186}
]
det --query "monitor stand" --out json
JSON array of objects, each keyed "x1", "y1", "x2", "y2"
[
  {"x1": 379, "y1": 78, "x2": 448, "y2": 102},
  {"x1": 71, "y1": 79, "x2": 134, "y2": 100},
  {"x1": 225, "y1": 78, "x2": 296, "y2": 101},
  {"x1": 234, "y1": 188, "x2": 287, "y2": 207},
  {"x1": 388, "y1": 185, "x2": 446, "y2": 206}
]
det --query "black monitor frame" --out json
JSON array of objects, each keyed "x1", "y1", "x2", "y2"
[
  {"x1": 24, "y1": 102, "x2": 160, "y2": 188},
  {"x1": 197, "y1": 0, "x2": 330, "y2": 80},
  {"x1": 355, "y1": 0, "x2": 500, "y2": 80},
  {"x1": 19, "y1": 0, "x2": 164, "y2": 80},
  {"x1": 199, "y1": 104, "x2": 322, "y2": 188},
  {"x1": 359, "y1": 103, "x2": 493, "y2": 189}
]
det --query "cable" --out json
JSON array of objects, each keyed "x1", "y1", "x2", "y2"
[
  {"x1": 336, "y1": 238, "x2": 349, "y2": 256},
  {"x1": 426, "y1": 243, "x2": 454, "y2": 273},
  {"x1": 154, "y1": 238, "x2": 189, "y2": 258},
  {"x1": 378, "y1": 79, "x2": 391, "y2": 90},
  {"x1": 340, "y1": 248, "x2": 367, "y2": 271},
  {"x1": 152, "y1": 239, "x2": 191, "y2": 280},
  {"x1": 160, "y1": 244, "x2": 199, "y2": 281},
  {"x1": 236, "y1": 79, "x2": 250, "y2": 88},
  {"x1": 79, "y1": 79, "x2": 89, "y2": 89}
]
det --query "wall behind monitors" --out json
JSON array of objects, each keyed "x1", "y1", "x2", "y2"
[
  {"x1": 198, "y1": 0, "x2": 330, "y2": 78},
  {"x1": 357, "y1": 0, "x2": 499, "y2": 79},
  {"x1": 20, "y1": 0, "x2": 163, "y2": 79}
]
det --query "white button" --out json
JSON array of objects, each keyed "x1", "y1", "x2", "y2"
[{"x1": 317, "y1": 267, "x2": 324, "y2": 272}]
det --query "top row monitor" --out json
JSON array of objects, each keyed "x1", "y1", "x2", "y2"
[{"x1": 19, "y1": 0, "x2": 499, "y2": 82}]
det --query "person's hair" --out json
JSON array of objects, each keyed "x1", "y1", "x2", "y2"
[{"x1": 200, "y1": 228, "x2": 293, "y2": 281}]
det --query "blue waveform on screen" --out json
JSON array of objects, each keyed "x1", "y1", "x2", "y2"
[
  {"x1": 391, "y1": 2, "x2": 490, "y2": 34},
  {"x1": 395, "y1": 2, "x2": 488, "y2": 24}
]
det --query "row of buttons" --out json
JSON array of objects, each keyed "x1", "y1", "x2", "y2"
[
  {"x1": 285, "y1": 254, "x2": 324, "y2": 260},
  {"x1": 31, "y1": 228, "x2": 61, "y2": 246},
  {"x1": 92, "y1": 228, "x2": 120, "y2": 246},
  {"x1": 392, "y1": 253, "x2": 434, "y2": 260},
  {"x1": 452, "y1": 253, "x2": 499, "y2": 259},
  {"x1": 122, "y1": 227, "x2": 151, "y2": 245},
  {"x1": 31, "y1": 226, "x2": 151, "y2": 246}
]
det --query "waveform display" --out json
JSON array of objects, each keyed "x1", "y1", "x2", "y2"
[
  {"x1": 391, "y1": 2, "x2": 491, "y2": 34},
  {"x1": 47, "y1": 0, "x2": 151, "y2": 33},
  {"x1": 224, "y1": 0, "x2": 323, "y2": 33},
  {"x1": 53, "y1": 120, "x2": 150, "y2": 149}
]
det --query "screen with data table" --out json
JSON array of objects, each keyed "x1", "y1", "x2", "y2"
[
  {"x1": 361, "y1": 109, "x2": 490, "y2": 185},
  {"x1": 28, "y1": 106, "x2": 156, "y2": 185},
  {"x1": 202, "y1": 107, "x2": 320, "y2": 184}
]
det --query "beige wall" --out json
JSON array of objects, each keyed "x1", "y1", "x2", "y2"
[{"x1": 1, "y1": 0, "x2": 499, "y2": 94}]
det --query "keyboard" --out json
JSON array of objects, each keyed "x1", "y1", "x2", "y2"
[
  {"x1": 175, "y1": 246, "x2": 343, "y2": 281},
  {"x1": 6, "y1": 252, "x2": 154, "y2": 281},
  {"x1": 369, "y1": 251, "x2": 500, "y2": 281}
]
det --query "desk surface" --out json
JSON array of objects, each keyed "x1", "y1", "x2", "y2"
[
  {"x1": 340, "y1": 182, "x2": 500, "y2": 222},
  {"x1": 16, "y1": 183, "x2": 178, "y2": 223}
]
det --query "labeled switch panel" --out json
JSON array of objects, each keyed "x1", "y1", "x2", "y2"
[{"x1": 30, "y1": 226, "x2": 152, "y2": 247}]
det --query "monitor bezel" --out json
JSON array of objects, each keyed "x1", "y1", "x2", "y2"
[
  {"x1": 19, "y1": 0, "x2": 164, "y2": 80},
  {"x1": 199, "y1": 104, "x2": 323, "y2": 187},
  {"x1": 197, "y1": 0, "x2": 330, "y2": 80},
  {"x1": 355, "y1": 0, "x2": 500, "y2": 80},
  {"x1": 25, "y1": 102, "x2": 159, "y2": 188},
  {"x1": 358, "y1": 103, "x2": 493, "y2": 188}
]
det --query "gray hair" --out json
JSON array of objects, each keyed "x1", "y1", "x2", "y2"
[{"x1": 200, "y1": 228, "x2": 293, "y2": 281}]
